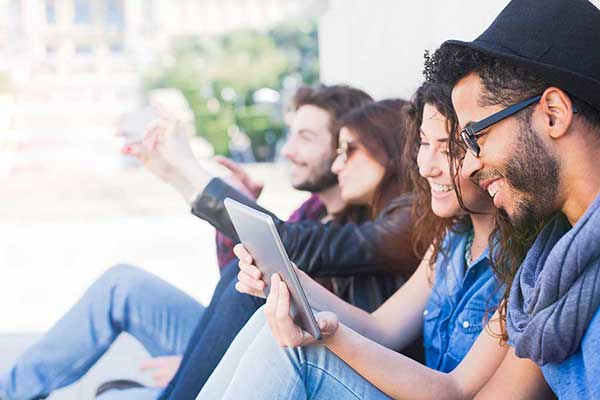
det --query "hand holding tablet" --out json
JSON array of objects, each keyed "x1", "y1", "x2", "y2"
[
  {"x1": 235, "y1": 244, "x2": 341, "y2": 347},
  {"x1": 225, "y1": 198, "x2": 322, "y2": 340}
]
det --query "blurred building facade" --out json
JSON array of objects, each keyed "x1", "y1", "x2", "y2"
[
  {"x1": 318, "y1": 0, "x2": 600, "y2": 100},
  {"x1": 0, "y1": 0, "x2": 324, "y2": 131},
  {"x1": 2, "y1": 0, "x2": 598, "y2": 131},
  {"x1": 318, "y1": 0, "x2": 509, "y2": 100}
]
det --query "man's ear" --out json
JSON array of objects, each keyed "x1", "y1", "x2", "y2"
[{"x1": 538, "y1": 87, "x2": 575, "y2": 140}]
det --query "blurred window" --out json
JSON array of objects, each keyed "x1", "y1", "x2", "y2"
[
  {"x1": 75, "y1": 44, "x2": 94, "y2": 55},
  {"x1": 110, "y1": 43, "x2": 124, "y2": 54},
  {"x1": 106, "y1": 0, "x2": 124, "y2": 28},
  {"x1": 46, "y1": 44, "x2": 58, "y2": 56},
  {"x1": 74, "y1": 0, "x2": 92, "y2": 24},
  {"x1": 46, "y1": 0, "x2": 56, "y2": 24}
]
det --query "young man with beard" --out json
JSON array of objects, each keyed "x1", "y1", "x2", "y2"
[
  {"x1": 426, "y1": 0, "x2": 600, "y2": 398},
  {"x1": 0, "y1": 85, "x2": 418, "y2": 400}
]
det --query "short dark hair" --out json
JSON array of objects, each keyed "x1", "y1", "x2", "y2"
[
  {"x1": 292, "y1": 84, "x2": 374, "y2": 137},
  {"x1": 424, "y1": 44, "x2": 600, "y2": 134}
]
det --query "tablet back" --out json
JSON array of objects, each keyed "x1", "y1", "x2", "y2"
[{"x1": 224, "y1": 198, "x2": 321, "y2": 340}]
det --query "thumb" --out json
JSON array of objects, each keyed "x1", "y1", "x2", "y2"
[{"x1": 316, "y1": 312, "x2": 339, "y2": 336}]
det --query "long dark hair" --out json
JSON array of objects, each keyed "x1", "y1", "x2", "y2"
[
  {"x1": 490, "y1": 214, "x2": 549, "y2": 341},
  {"x1": 407, "y1": 83, "x2": 472, "y2": 269},
  {"x1": 332, "y1": 99, "x2": 421, "y2": 278},
  {"x1": 338, "y1": 99, "x2": 415, "y2": 218}
]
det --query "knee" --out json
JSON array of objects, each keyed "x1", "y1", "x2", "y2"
[
  {"x1": 92, "y1": 263, "x2": 150, "y2": 294},
  {"x1": 100, "y1": 263, "x2": 144, "y2": 282}
]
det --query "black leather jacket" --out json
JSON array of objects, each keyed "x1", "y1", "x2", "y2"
[{"x1": 191, "y1": 178, "x2": 419, "y2": 311}]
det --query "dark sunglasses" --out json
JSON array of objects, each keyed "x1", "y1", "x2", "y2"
[
  {"x1": 336, "y1": 140, "x2": 358, "y2": 163},
  {"x1": 460, "y1": 94, "x2": 578, "y2": 157}
]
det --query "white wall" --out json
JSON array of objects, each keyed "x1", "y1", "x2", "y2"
[{"x1": 318, "y1": 0, "x2": 510, "y2": 100}]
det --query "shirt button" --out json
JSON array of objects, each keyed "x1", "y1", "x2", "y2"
[
  {"x1": 423, "y1": 310, "x2": 429, "y2": 316},
  {"x1": 462, "y1": 320, "x2": 470, "y2": 329}
]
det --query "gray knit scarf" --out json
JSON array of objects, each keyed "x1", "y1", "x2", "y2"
[{"x1": 507, "y1": 193, "x2": 600, "y2": 366}]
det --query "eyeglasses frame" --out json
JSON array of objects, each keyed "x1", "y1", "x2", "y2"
[{"x1": 459, "y1": 93, "x2": 579, "y2": 157}]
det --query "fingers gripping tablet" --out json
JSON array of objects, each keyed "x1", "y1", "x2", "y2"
[{"x1": 224, "y1": 198, "x2": 322, "y2": 340}]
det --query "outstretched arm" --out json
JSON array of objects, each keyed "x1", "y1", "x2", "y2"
[{"x1": 126, "y1": 115, "x2": 417, "y2": 278}]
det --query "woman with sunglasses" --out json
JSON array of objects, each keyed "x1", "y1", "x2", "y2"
[{"x1": 194, "y1": 83, "x2": 536, "y2": 400}]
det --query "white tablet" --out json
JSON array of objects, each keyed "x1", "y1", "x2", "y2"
[{"x1": 224, "y1": 197, "x2": 322, "y2": 340}]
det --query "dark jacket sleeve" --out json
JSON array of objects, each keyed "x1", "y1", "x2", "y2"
[{"x1": 191, "y1": 178, "x2": 418, "y2": 278}]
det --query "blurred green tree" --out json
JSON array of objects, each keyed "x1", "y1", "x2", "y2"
[
  {"x1": 0, "y1": 72, "x2": 12, "y2": 93},
  {"x1": 144, "y1": 21, "x2": 319, "y2": 160}
]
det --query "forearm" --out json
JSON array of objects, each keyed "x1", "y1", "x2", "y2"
[
  {"x1": 298, "y1": 270, "x2": 387, "y2": 343},
  {"x1": 190, "y1": 180, "x2": 416, "y2": 277},
  {"x1": 171, "y1": 159, "x2": 212, "y2": 205},
  {"x1": 474, "y1": 347, "x2": 556, "y2": 400},
  {"x1": 288, "y1": 197, "x2": 417, "y2": 277},
  {"x1": 191, "y1": 178, "x2": 279, "y2": 241},
  {"x1": 306, "y1": 257, "x2": 432, "y2": 350},
  {"x1": 286, "y1": 223, "x2": 413, "y2": 277},
  {"x1": 324, "y1": 324, "x2": 465, "y2": 400}
]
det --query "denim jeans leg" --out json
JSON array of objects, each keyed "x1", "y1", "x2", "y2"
[
  {"x1": 165, "y1": 277, "x2": 265, "y2": 399},
  {"x1": 211, "y1": 314, "x2": 390, "y2": 400},
  {"x1": 159, "y1": 259, "x2": 240, "y2": 399},
  {"x1": 196, "y1": 308, "x2": 268, "y2": 399},
  {"x1": 0, "y1": 264, "x2": 204, "y2": 400}
]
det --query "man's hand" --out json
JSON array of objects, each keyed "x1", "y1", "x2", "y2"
[
  {"x1": 215, "y1": 156, "x2": 264, "y2": 200},
  {"x1": 139, "y1": 355, "x2": 182, "y2": 388},
  {"x1": 122, "y1": 112, "x2": 210, "y2": 204}
]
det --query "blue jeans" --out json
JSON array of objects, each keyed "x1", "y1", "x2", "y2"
[
  {"x1": 160, "y1": 260, "x2": 265, "y2": 399},
  {"x1": 198, "y1": 308, "x2": 391, "y2": 400},
  {"x1": 0, "y1": 264, "x2": 205, "y2": 400}
]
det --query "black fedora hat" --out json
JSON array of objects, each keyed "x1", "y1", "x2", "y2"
[{"x1": 444, "y1": 0, "x2": 600, "y2": 109}]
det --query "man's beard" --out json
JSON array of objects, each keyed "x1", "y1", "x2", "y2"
[
  {"x1": 293, "y1": 156, "x2": 338, "y2": 193},
  {"x1": 500, "y1": 118, "x2": 560, "y2": 229}
]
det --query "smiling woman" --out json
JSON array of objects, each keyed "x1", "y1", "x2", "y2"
[{"x1": 197, "y1": 82, "x2": 515, "y2": 400}]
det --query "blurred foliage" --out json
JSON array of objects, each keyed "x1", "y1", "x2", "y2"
[
  {"x1": 0, "y1": 72, "x2": 11, "y2": 93},
  {"x1": 144, "y1": 21, "x2": 319, "y2": 160}
]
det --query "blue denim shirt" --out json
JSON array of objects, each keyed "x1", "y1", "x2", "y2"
[
  {"x1": 422, "y1": 230, "x2": 502, "y2": 373},
  {"x1": 541, "y1": 306, "x2": 600, "y2": 399}
]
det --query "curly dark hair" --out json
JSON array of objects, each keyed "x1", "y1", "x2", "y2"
[{"x1": 424, "y1": 43, "x2": 600, "y2": 132}]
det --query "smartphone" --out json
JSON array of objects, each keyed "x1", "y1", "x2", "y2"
[{"x1": 117, "y1": 106, "x2": 158, "y2": 143}]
